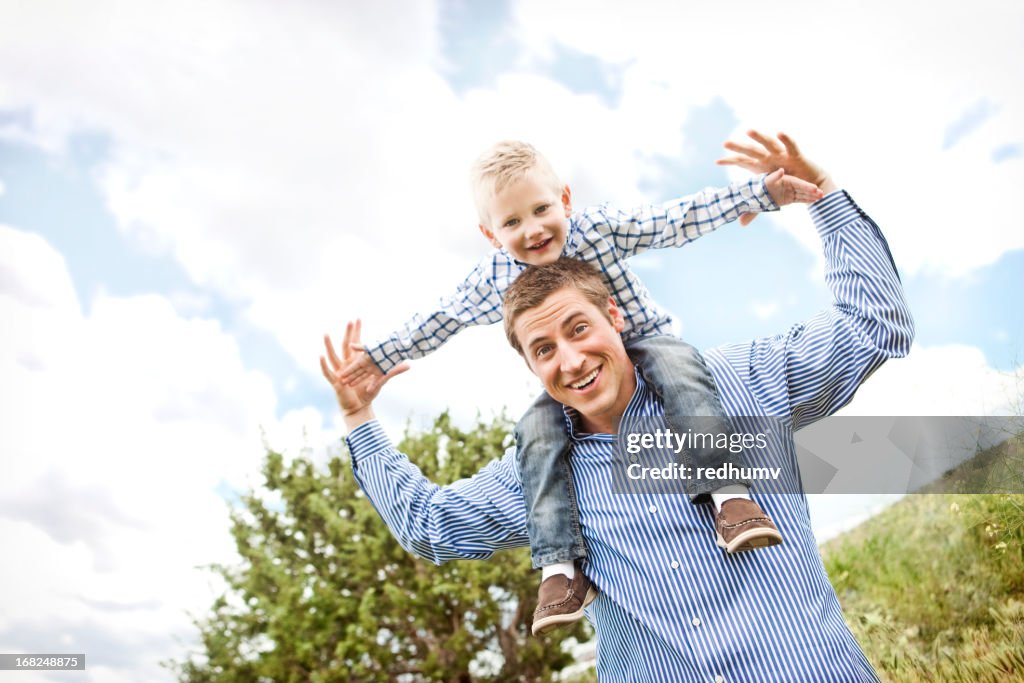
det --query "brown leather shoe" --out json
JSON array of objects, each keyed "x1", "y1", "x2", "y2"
[
  {"x1": 531, "y1": 571, "x2": 597, "y2": 636},
  {"x1": 715, "y1": 498, "x2": 783, "y2": 553}
]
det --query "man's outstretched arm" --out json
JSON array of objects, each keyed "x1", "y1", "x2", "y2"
[
  {"x1": 713, "y1": 133, "x2": 914, "y2": 428},
  {"x1": 321, "y1": 323, "x2": 530, "y2": 564}
]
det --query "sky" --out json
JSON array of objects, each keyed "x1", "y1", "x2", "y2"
[{"x1": 1, "y1": 0, "x2": 1022, "y2": 680}]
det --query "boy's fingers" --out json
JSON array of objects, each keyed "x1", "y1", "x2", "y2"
[
  {"x1": 739, "y1": 213, "x2": 757, "y2": 226},
  {"x1": 369, "y1": 362, "x2": 410, "y2": 392}
]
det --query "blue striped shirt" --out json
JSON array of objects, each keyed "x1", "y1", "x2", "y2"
[
  {"x1": 347, "y1": 190, "x2": 914, "y2": 681},
  {"x1": 366, "y1": 175, "x2": 776, "y2": 373}
]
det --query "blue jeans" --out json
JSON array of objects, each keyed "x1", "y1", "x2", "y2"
[{"x1": 515, "y1": 335, "x2": 748, "y2": 568}]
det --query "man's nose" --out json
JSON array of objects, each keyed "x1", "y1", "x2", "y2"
[{"x1": 560, "y1": 345, "x2": 586, "y2": 373}]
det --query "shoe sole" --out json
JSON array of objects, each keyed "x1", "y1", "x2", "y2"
[
  {"x1": 531, "y1": 585, "x2": 598, "y2": 636},
  {"x1": 716, "y1": 527, "x2": 783, "y2": 554}
]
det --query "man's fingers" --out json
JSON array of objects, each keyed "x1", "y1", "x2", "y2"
[
  {"x1": 739, "y1": 213, "x2": 757, "y2": 227},
  {"x1": 323, "y1": 334, "x2": 342, "y2": 371},
  {"x1": 716, "y1": 155, "x2": 760, "y2": 171},
  {"x1": 777, "y1": 132, "x2": 801, "y2": 157},
  {"x1": 723, "y1": 140, "x2": 766, "y2": 159},
  {"x1": 747, "y1": 130, "x2": 784, "y2": 155},
  {"x1": 319, "y1": 355, "x2": 334, "y2": 383}
]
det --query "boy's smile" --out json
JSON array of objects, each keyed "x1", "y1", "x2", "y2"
[{"x1": 478, "y1": 168, "x2": 572, "y2": 266}]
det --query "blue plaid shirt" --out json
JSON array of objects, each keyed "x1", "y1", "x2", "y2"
[
  {"x1": 366, "y1": 175, "x2": 776, "y2": 373},
  {"x1": 348, "y1": 191, "x2": 914, "y2": 681}
]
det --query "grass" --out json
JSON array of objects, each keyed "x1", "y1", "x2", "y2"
[{"x1": 821, "y1": 488, "x2": 1024, "y2": 681}]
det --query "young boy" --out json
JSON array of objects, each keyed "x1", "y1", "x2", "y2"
[{"x1": 340, "y1": 141, "x2": 823, "y2": 636}]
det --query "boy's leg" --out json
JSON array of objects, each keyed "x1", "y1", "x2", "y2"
[
  {"x1": 515, "y1": 392, "x2": 596, "y2": 634},
  {"x1": 625, "y1": 335, "x2": 781, "y2": 552}
]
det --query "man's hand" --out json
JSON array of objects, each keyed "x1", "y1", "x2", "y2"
[
  {"x1": 320, "y1": 320, "x2": 409, "y2": 429},
  {"x1": 718, "y1": 130, "x2": 836, "y2": 195}
]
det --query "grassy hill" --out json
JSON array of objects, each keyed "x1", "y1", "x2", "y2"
[{"x1": 821, "y1": 436, "x2": 1024, "y2": 682}]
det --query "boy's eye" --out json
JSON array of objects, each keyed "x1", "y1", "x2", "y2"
[
  {"x1": 535, "y1": 204, "x2": 550, "y2": 215},
  {"x1": 503, "y1": 218, "x2": 519, "y2": 229}
]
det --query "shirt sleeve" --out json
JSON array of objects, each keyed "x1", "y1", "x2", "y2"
[
  {"x1": 345, "y1": 420, "x2": 530, "y2": 564},
  {"x1": 739, "y1": 190, "x2": 915, "y2": 429},
  {"x1": 585, "y1": 174, "x2": 777, "y2": 259},
  {"x1": 363, "y1": 256, "x2": 507, "y2": 373}
]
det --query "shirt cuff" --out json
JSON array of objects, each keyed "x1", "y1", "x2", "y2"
[
  {"x1": 366, "y1": 344, "x2": 395, "y2": 374},
  {"x1": 752, "y1": 173, "x2": 779, "y2": 212},
  {"x1": 808, "y1": 189, "x2": 864, "y2": 238},
  {"x1": 345, "y1": 419, "x2": 393, "y2": 468}
]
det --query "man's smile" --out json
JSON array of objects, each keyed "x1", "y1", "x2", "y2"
[{"x1": 568, "y1": 366, "x2": 601, "y2": 391}]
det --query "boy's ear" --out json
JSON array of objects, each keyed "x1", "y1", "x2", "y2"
[
  {"x1": 562, "y1": 185, "x2": 572, "y2": 217},
  {"x1": 478, "y1": 223, "x2": 502, "y2": 249}
]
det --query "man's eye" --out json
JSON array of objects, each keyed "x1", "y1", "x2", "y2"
[
  {"x1": 535, "y1": 345, "x2": 552, "y2": 358},
  {"x1": 573, "y1": 323, "x2": 589, "y2": 335}
]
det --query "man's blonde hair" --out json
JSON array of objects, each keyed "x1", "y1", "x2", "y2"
[{"x1": 470, "y1": 140, "x2": 563, "y2": 226}]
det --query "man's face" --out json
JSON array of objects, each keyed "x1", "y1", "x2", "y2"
[
  {"x1": 479, "y1": 168, "x2": 571, "y2": 266},
  {"x1": 513, "y1": 286, "x2": 636, "y2": 434}
]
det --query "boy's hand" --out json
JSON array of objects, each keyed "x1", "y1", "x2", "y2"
[
  {"x1": 763, "y1": 168, "x2": 825, "y2": 209},
  {"x1": 338, "y1": 345, "x2": 384, "y2": 386},
  {"x1": 718, "y1": 130, "x2": 836, "y2": 195},
  {"x1": 320, "y1": 320, "x2": 408, "y2": 426}
]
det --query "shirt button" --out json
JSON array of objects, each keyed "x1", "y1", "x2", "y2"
[
  {"x1": 670, "y1": 560, "x2": 679, "y2": 569},
  {"x1": 648, "y1": 504, "x2": 657, "y2": 513},
  {"x1": 715, "y1": 676, "x2": 725, "y2": 683},
  {"x1": 691, "y1": 617, "x2": 701, "y2": 626}
]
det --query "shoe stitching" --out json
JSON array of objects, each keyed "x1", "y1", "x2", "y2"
[{"x1": 718, "y1": 516, "x2": 773, "y2": 531}]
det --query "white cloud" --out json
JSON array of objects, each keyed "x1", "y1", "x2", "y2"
[
  {"x1": 2, "y1": 2, "x2": 1022, "y2": 676},
  {"x1": 515, "y1": 0, "x2": 1024, "y2": 278},
  {"x1": 0, "y1": 224, "x2": 330, "y2": 679},
  {"x1": 839, "y1": 343, "x2": 1021, "y2": 416},
  {"x1": 751, "y1": 299, "x2": 779, "y2": 321}
]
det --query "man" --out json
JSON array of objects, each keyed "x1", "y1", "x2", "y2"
[{"x1": 321, "y1": 132, "x2": 914, "y2": 681}]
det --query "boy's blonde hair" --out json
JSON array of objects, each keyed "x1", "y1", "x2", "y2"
[{"x1": 470, "y1": 140, "x2": 563, "y2": 226}]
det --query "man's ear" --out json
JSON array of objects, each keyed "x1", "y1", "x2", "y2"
[
  {"x1": 606, "y1": 296, "x2": 625, "y2": 332},
  {"x1": 562, "y1": 184, "x2": 573, "y2": 217},
  {"x1": 478, "y1": 223, "x2": 502, "y2": 250}
]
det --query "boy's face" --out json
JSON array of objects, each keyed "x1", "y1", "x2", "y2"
[{"x1": 479, "y1": 168, "x2": 571, "y2": 266}]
